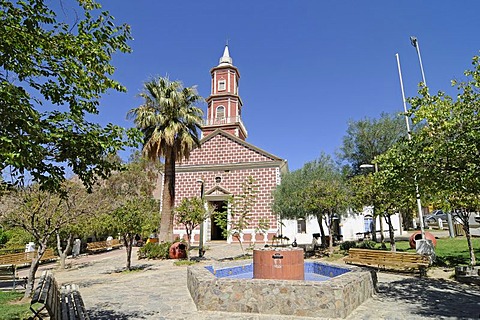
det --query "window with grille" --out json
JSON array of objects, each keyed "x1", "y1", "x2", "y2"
[
  {"x1": 218, "y1": 80, "x2": 226, "y2": 91},
  {"x1": 216, "y1": 106, "x2": 225, "y2": 123},
  {"x1": 297, "y1": 219, "x2": 306, "y2": 233}
]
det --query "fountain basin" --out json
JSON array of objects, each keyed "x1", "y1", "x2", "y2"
[{"x1": 187, "y1": 260, "x2": 377, "y2": 318}]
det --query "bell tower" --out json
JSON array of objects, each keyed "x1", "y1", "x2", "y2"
[{"x1": 202, "y1": 45, "x2": 247, "y2": 140}]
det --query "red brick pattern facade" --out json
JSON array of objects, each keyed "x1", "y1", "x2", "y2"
[
  {"x1": 173, "y1": 131, "x2": 285, "y2": 244},
  {"x1": 169, "y1": 46, "x2": 287, "y2": 244},
  {"x1": 179, "y1": 134, "x2": 271, "y2": 166}
]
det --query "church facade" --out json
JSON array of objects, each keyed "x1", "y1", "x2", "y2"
[{"x1": 173, "y1": 46, "x2": 288, "y2": 244}]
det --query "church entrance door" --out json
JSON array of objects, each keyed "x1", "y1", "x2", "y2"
[{"x1": 210, "y1": 201, "x2": 227, "y2": 241}]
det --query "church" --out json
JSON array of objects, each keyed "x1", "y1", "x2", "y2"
[{"x1": 172, "y1": 46, "x2": 288, "y2": 244}]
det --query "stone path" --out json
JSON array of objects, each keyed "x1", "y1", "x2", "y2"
[{"x1": 20, "y1": 243, "x2": 480, "y2": 320}]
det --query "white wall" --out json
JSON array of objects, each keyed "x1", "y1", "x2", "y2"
[{"x1": 280, "y1": 207, "x2": 403, "y2": 244}]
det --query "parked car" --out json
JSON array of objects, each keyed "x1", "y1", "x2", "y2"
[{"x1": 423, "y1": 210, "x2": 450, "y2": 225}]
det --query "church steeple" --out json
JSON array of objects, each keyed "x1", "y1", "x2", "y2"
[
  {"x1": 219, "y1": 45, "x2": 232, "y2": 65},
  {"x1": 202, "y1": 45, "x2": 247, "y2": 140}
]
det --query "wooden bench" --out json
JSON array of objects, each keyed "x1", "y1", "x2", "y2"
[
  {"x1": 0, "y1": 248, "x2": 57, "y2": 267},
  {"x1": 30, "y1": 271, "x2": 89, "y2": 320},
  {"x1": 345, "y1": 248, "x2": 430, "y2": 275},
  {"x1": 0, "y1": 264, "x2": 26, "y2": 290},
  {"x1": 86, "y1": 239, "x2": 122, "y2": 254}
]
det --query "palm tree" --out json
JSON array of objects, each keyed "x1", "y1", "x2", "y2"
[{"x1": 128, "y1": 77, "x2": 203, "y2": 242}]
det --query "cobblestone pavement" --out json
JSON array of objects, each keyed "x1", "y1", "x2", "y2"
[{"x1": 19, "y1": 242, "x2": 480, "y2": 320}]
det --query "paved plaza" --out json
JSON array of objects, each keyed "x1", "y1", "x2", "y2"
[{"x1": 18, "y1": 242, "x2": 480, "y2": 320}]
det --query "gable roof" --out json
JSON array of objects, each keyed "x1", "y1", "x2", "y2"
[
  {"x1": 200, "y1": 129, "x2": 284, "y2": 161},
  {"x1": 177, "y1": 129, "x2": 288, "y2": 174}
]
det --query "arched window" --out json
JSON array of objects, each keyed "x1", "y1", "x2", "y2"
[{"x1": 216, "y1": 106, "x2": 225, "y2": 123}]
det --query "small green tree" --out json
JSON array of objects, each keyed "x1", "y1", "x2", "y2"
[
  {"x1": 339, "y1": 113, "x2": 407, "y2": 241},
  {"x1": 98, "y1": 155, "x2": 160, "y2": 270},
  {"x1": 174, "y1": 197, "x2": 209, "y2": 256},
  {"x1": 106, "y1": 198, "x2": 158, "y2": 270},
  {"x1": 273, "y1": 154, "x2": 349, "y2": 251},
  {"x1": 215, "y1": 176, "x2": 258, "y2": 254}
]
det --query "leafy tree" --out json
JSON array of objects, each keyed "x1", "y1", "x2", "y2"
[
  {"x1": 339, "y1": 113, "x2": 407, "y2": 241},
  {"x1": 0, "y1": 182, "x2": 101, "y2": 299},
  {"x1": 0, "y1": 0, "x2": 133, "y2": 192},
  {"x1": 405, "y1": 55, "x2": 480, "y2": 265},
  {"x1": 105, "y1": 198, "x2": 158, "y2": 270},
  {"x1": 98, "y1": 156, "x2": 160, "y2": 270},
  {"x1": 53, "y1": 181, "x2": 105, "y2": 269},
  {"x1": 339, "y1": 113, "x2": 406, "y2": 173},
  {"x1": 128, "y1": 77, "x2": 203, "y2": 242},
  {"x1": 215, "y1": 176, "x2": 258, "y2": 254},
  {"x1": 273, "y1": 154, "x2": 350, "y2": 252},
  {"x1": 174, "y1": 197, "x2": 209, "y2": 256}
]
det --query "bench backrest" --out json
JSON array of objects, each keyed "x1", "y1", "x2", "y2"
[
  {"x1": 348, "y1": 248, "x2": 429, "y2": 264},
  {"x1": 87, "y1": 239, "x2": 121, "y2": 250},
  {"x1": 0, "y1": 264, "x2": 16, "y2": 277},
  {"x1": 31, "y1": 271, "x2": 61, "y2": 320},
  {"x1": 32, "y1": 271, "x2": 89, "y2": 320},
  {"x1": 0, "y1": 248, "x2": 56, "y2": 266}
]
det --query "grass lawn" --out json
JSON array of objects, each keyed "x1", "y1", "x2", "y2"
[
  {"x1": 388, "y1": 237, "x2": 480, "y2": 267},
  {"x1": 0, "y1": 291, "x2": 31, "y2": 320}
]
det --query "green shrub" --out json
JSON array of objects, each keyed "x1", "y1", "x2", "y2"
[
  {"x1": 340, "y1": 241, "x2": 357, "y2": 251},
  {"x1": 138, "y1": 242, "x2": 172, "y2": 260},
  {"x1": 3, "y1": 228, "x2": 33, "y2": 248},
  {"x1": 357, "y1": 240, "x2": 377, "y2": 249},
  {"x1": 0, "y1": 229, "x2": 8, "y2": 246}
]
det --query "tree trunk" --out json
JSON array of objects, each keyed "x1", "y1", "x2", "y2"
[
  {"x1": 124, "y1": 233, "x2": 134, "y2": 270},
  {"x1": 324, "y1": 213, "x2": 334, "y2": 253},
  {"x1": 159, "y1": 148, "x2": 176, "y2": 242},
  {"x1": 23, "y1": 244, "x2": 47, "y2": 299},
  {"x1": 385, "y1": 215, "x2": 396, "y2": 252},
  {"x1": 458, "y1": 210, "x2": 476, "y2": 266},
  {"x1": 316, "y1": 215, "x2": 326, "y2": 247},
  {"x1": 463, "y1": 220, "x2": 476, "y2": 266},
  {"x1": 379, "y1": 216, "x2": 385, "y2": 244},
  {"x1": 371, "y1": 218, "x2": 377, "y2": 242},
  {"x1": 56, "y1": 232, "x2": 73, "y2": 270}
]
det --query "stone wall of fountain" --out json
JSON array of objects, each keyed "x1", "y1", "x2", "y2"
[{"x1": 187, "y1": 260, "x2": 377, "y2": 318}]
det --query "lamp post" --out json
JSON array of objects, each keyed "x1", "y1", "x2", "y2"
[
  {"x1": 196, "y1": 179, "x2": 205, "y2": 257},
  {"x1": 410, "y1": 36, "x2": 427, "y2": 86},
  {"x1": 395, "y1": 53, "x2": 426, "y2": 240}
]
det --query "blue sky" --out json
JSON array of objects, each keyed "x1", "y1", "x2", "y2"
[{"x1": 92, "y1": 1, "x2": 479, "y2": 171}]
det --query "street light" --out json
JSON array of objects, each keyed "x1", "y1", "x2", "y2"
[
  {"x1": 395, "y1": 53, "x2": 426, "y2": 241},
  {"x1": 410, "y1": 36, "x2": 427, "y2": 86},
  {"x1": 196, "y1": 179, "x2": 205, "y2": 258}
]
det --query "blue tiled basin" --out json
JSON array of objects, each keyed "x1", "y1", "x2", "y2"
[
  {"x1": 205, "y1": 261, "x2": 350, "y2": 281},
  {"x1": 187, "y1": 260, "x2": 377, "y2": 318}
]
